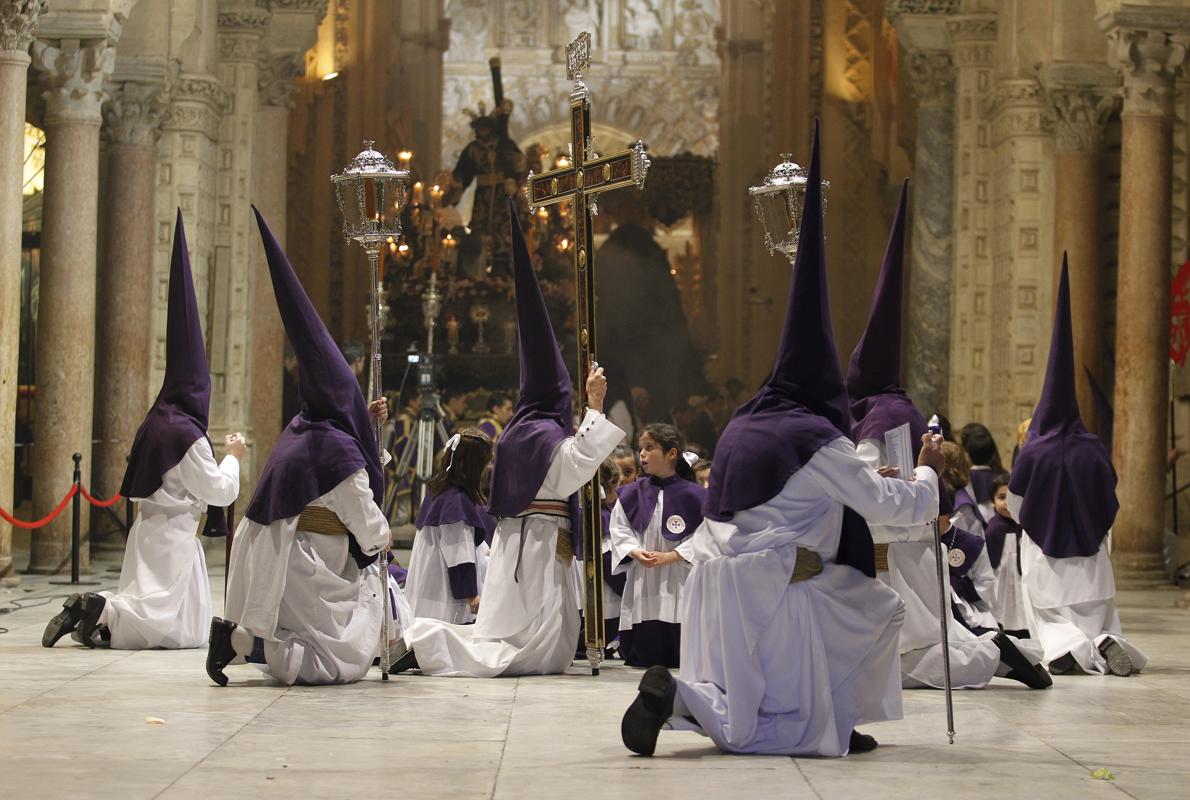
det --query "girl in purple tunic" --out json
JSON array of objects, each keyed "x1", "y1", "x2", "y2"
[
  {"x1": 405, "y1": 430, "x2": 496, "y2": 625},
  {"x1": 608, "y1": 424, "x2": 705, "y2": 668}
]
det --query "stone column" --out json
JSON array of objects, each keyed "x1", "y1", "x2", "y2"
[
  {"x1": 389, "y1": 1, "x2": 448, "y2": 172},
  {"x1": 248, "y1": 51, "x2": 299, "y2": 481},
  {"x1": 93, "y1": 75, "x2": 171, "y2": 517},
  {"x1": 28, "y1": 39, "x2": 114, "y2": 573},
  {"x1": 903, "y1": 49, "x2": 955, "y2": 417},
  {"x1": 205, "y1": 4, "x2": 269, "y2": 467},
  {"x1": 946, "y1": 13, "x2": 997, "y2": 430},
  {"x1": 0, "y1": 0, "x2": 47, "y2": 584},
  {"x1": 1102, "y1": 16, "x2": 1189, "y2": 584},
  {"x1": 1042, "y1": 65, "x2": 1119, "y2": 438}
]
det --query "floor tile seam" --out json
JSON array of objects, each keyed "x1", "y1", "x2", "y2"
[
  {"x1": 151, "y1": 687, "x2": 291, "y2": 799},
  {"x1": 0, "y1": 648, "x2": 139, "y2": 718},
  {"x1": 488, "y1": 678, "x2": 520, "y2": 800},
  {"x1": 790, "y1": 757, "x2": 824, "y2": 799}
]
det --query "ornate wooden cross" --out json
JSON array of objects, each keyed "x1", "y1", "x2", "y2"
[{"x1": 526, "y1": 31, "x2": 649, "y2": 675}]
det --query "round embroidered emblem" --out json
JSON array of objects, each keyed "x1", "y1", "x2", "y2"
[
  {"x1": 948, "y1": 548, "x2": 966, "y2": 568},
  {"x1": 666, "y1": 515, "x2": 687, "y2": 535}
]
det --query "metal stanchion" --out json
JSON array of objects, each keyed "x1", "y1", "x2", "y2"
[{"x1": 50, "y1": 453, "x2": 100, "y2": 586}]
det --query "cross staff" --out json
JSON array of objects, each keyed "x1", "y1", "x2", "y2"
[{"x1": 526, "y1": 31, "x2": 649, "y2": 676}]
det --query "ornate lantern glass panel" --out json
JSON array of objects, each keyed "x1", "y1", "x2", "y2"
[
  {"x1": 748, "y1": 153, "x2": 829, "y2": 263},
  {"x1": 332, "y1": 140, "x2": 411, "y2": 252}
]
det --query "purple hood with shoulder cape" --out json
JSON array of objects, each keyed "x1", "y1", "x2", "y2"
[
  {"x1": 120, "y1": 211, "x2": 227, "y2": 536},
  {"x1": 1008, "y1": 255, "x2": 1118, "y2": 559},
  {"x1": 245, "y1": 207, "x2": 385, "y2": 568},
  {"x1": 702, "y1": 122, "x2": 877, "y2": 577}
]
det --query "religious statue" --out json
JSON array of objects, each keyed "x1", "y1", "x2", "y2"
[{"x1": 447, "y1": 57, "x2": 528, "y2": 276}]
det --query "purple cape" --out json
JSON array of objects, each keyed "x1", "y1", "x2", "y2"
[
  {"x1": 984, "y1": 513, "x2": 1021, "y2": 571},
  {"x1": 416, "y1": 485, "x2": 497, "y2": 547},
  {"x1": 968, "y1": 467, "x2": 1001, "y2": 505},
  {"x1": 120, "y1": 211, "x2": 227, "y2": 536},
  {"x1": 618, "y1": 474, "x2": 706, "y2": 541},
  {"x1": 1009, "y1": 255, "x2": 1118, "y2": 559},
  {"x1": 488, "y1": 201, "x2": 576, "y2": 533},
  {"x1": 246, "y1": 207, "x2": 385, "y2": 568}
]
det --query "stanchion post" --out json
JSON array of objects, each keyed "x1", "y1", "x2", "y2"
[{"x1": 71, "y1": 453, "x2": 82, "y2": 584}]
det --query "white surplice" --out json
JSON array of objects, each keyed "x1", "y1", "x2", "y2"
[
  {"x1": 668, "y1": 438, "x2": 938, "y2": 757},
  {"x1": 100, "y1": 438, "x2": 239, "y2": 649},
  {"x1": 406, "y1": 521, "x2": 488, "y2": 624},
  {"x1": 1008, "y1": 492, "x2": 1148, "y2": 674},
  {"x1": 608, "y1": 496, "x2": 695, "y2": 629},
  {"x1": 224, "y1": 468, "x2": 390, "y2": 685},
  {"x1": 402, "y1": 409, "x2": 624, "y2": 677},
  {"x1": 950, "y1": 542, "x2": 1001, "y2": 633},
  {"x1": 857, "y1": 438, "x2": 1002, "y2": 689}
]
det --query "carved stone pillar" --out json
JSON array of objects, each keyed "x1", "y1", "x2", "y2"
[
  {"x1": 28, "y1": 39, "x2": 114, "y2": 573},
  {"x1": 0, "y1": 0, "x2": 47, "y2": 584},
  {"x1": 207, "y1": 4, "x2": 269, "y2": 474},
  {"x1": 1102, "y1": 12, "x2": 1190, "y2": 585},
  {"x1": 1042, "y1": 65, "x2": 1119, "y2": 439},
  {"x1": 93, "y1": 73, "x2": 171, "y2": 529},
  {"x1": 249, "y1": 50, "x2": 299, "y2": 481},
  {"x1": 946, "y1": 13, "x2": 996, "y2": 432},
  {"x1": 887, "y1": 2, "x2": 957, "y2": 418}
]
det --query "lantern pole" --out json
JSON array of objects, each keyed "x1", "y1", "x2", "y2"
[{"x1": 333, "y1": 140, "x2": 410, "y2": 682}]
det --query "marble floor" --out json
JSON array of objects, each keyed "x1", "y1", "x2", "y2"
[{"x1": 2, "y1": 548, "x2": 1189, "y2": 800}]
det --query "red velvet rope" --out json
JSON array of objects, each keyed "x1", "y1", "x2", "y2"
[
  {"x1": 79, "y1": 485, "x2": 123, "y2": 509},
  {"x1": 0, "y1": 484, "x2": 79, "y2": 530}
]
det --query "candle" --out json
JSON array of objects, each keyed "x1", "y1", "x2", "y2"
[
  {"x1": 412, "y1": 181, "x2": 424, "y2": 206},
  {"x1": 398, "y1": 150, "x2": 413, "y2": 169}
]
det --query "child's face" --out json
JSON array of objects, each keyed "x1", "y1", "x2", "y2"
[
  {"x1": 993, "y1": 485, "x2": 1010, "y2": 517},
  {"x1": 695, "y1": 466, "x2": 710, "y2": 488},
  {"x1": 615, "y1": 455, "x2": 638, "y2": 484},
  {"x1": 639, "y1": 434, "x2": 677, "y2": 478}
]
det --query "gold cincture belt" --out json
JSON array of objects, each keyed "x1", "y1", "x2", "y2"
[
  {"x1": 790, "y1": 547, "x2": 823, "y2": 583},
  {"x1": 873, "y1": 543, "x2": 890, "y2": 573},
  {"x1": 297, "y1": 505, "x2": 351, "y2": 536},
  {"x1": 555, "y1": 531, "x2": 575, "y2": 561}
]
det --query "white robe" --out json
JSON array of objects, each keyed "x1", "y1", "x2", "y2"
[
  {"x1": 1008, "y1": 492, "x2": 1149, "y2": 674},
  {"x1": 224, "y1": 468, "x2": 390, "y2": 685},
  {"x1": 950, "y1": 541, "x2": 1001, "y2": 633},
  {"x1": 100, "y1": 438, "x2": 239, "y2": 649},
  {"x1": 987, "y1": 521, "x2": 1030, "y2": 632},
  {"x1": 608, "y1": 495, "x2": 695, "y2": 630},
  {"x1": 669, "y1": 437, "x2": 938, "y2": 757},
  {"x1": 402, "y1": 409, "x2": 624, "y2": 677},
  {"x1": 406, "y1": 521, "x2": 488, "y2": 624},
  {"x1": 857, "y1": 439, "x2": 1002, "y2": 690}
]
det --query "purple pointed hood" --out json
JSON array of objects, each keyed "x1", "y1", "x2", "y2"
[
  {"x1": 704, "y1": 121, "x2": 850, "y2": 520},
  {"x1": 246, "y1": 207, "x2": 385, "y2": 564},
  {"x1": 488, "y1": 201, "x2": 574, "y2": 518},
  {"x1": 120, "y1": 211, "x2": 227, "y2": 534},
  {"x1": 847, "y1": 180, "x2": 926, "y2": 456},
  {"x1": 1009, "y1": 255, "x2": 1118, "y2": 558}
]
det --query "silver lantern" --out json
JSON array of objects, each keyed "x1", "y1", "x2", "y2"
[{"x1": 748, "y1": 153, "x2": 829, "y2": 263}]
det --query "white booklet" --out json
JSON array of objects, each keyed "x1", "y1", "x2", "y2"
[{"x1": 883, "y1": 423, "x2": 914, "y2": 480}]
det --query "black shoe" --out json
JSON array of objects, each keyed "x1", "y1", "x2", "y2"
[
  {"x1": 42, "y1": 594, "x2": 84, "y2": 647},
  {"x1": 1099, "y1": 638, "x2": 1134, "y2": 677},
  {"x1": 206, "y1": 617, "x2": 238, "y2": 687},
  {"x1": 1048, "y1": 653, "x2": 1078, "y2": 675},
  {"x1": 621, "y1": 665, "x2": 676, "y2": 756},
  {"x1": 994, "y1": 633, "x2": 1052, "y2": 689},
  {"x1": 387, "y1": 639, "x2": 419, "y2": 675},
  {"x1": 77, "y1": 593, "x2": 107, "y2": 649},
  {"x1": 849, "y1": 730, "x2": 878, "y2": 753}
]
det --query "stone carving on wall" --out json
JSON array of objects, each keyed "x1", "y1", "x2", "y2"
[
  {"x1": 1045, "y1": 82, "x2": 1119, "y2": 153},
  {"x1": 1107, "y1": 27, "x2": 1187, "y2": 117},
  {"x1": 443, "y1": 0, "x2": 719, "y2": 164},
  {"x1": 258, "y1": 49, "x2": 303, "y2": 108},
  {"x1": 559, "y1": 0, "x2": 602, "y2": 46},
  {"x1": 105, "y1": 76, "x2": 174, "y2": 147},
  {"x1": 499, "y1": 0, "x2": 542, "y2": 48},
  {"x1": 0, "y1": 0, "x2": 47, "y2": 53},
  {"x1": 620, "y1": 0, "x2": 663, "y2": 50}
]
